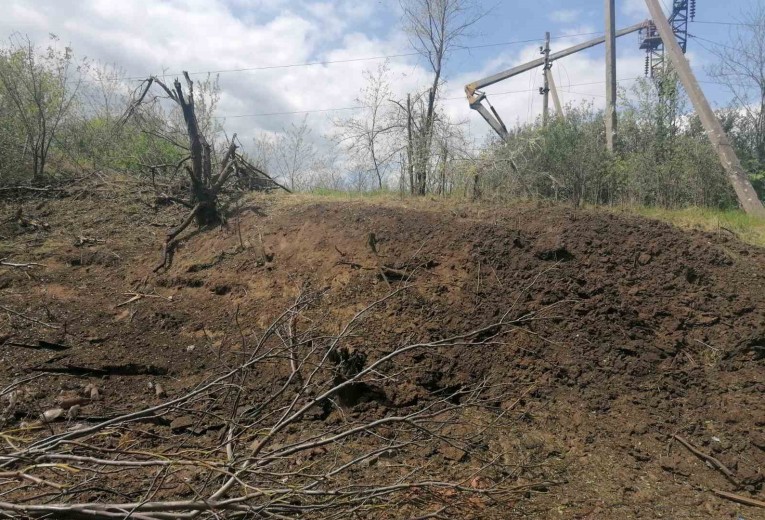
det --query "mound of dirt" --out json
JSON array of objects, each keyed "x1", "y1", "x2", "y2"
[{"x1": 1, "y1": 193, "x2": 763, "y2": 518}]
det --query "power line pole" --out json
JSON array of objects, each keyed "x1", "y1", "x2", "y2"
[
  {"x1": 643, "y1": 0, "x2": 765, "y2": 217},
  {"x1": 541, "y1": 31, "x2": 551, "y2": 126},
  {"x1": 605, "y1": 0, "x2": 617, "y2": 152}
]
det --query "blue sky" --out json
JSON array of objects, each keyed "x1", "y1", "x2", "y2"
[
  {"x1": 0, "y1": 0, "x2": 758, "y2": 145},
  {"x1": 457, "y1": 0, "x2": 751, "y2": 107}
]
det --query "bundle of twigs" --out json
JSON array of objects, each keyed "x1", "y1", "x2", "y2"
[{"x1": 0, "y1": 287, "x2": 558, "y2": 519}]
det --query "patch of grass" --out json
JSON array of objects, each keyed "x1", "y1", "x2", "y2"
[
  {"x1": 291, "y1": 190, "x2": 476, "y2": 215},
  {"x1": 252, "y1": 188, "x2": 765, "y2": 248},
  {"x1": 308, "y1": 188, "x2": 402, "y2": 200},
  {"x1": 622, "y1": 206, "x2": 765, "y2": 248}
]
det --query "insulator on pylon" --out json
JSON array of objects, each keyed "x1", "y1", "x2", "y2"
[
  {"x1": 645, "y1": 55, "x2": 650, "y2": 76},
  {"x1": 690, "y1": 0, "x2": 696, "y2": 20}
]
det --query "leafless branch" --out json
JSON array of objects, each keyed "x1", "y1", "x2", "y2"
[{"x1": 0, "y1": 284, "x2": 559, "y2": 518}]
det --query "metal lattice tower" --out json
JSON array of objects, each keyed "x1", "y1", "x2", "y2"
[
  {"x1": 638, "y1": 1, "x2": 695, "y2": 144},
  {"x1": 639, "y1": 0, "x2": 693, "y2": 78}
]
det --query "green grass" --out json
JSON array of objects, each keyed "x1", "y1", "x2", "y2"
[
  {"x1": 623, "y1": 206, "x2": 765, "y2": 248},
  {"x1": 308, "y1": 188, "x2": 401, "y2": 200},
  {"x1": 271, "y1": 188, "x2": 765, "y2": 248}
]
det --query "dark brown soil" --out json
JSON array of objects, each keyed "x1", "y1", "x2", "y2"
[{"x1": 1, "y1": 191, "x2": 764, "y2": 518}]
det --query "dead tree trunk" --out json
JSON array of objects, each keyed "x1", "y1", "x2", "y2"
[
  {"x1": 172, "y1": 73, "x2": 220, "y2": 226},
  {"x1": 122, "y1": 72, "x2": 245, "y2": 270},
  {"x1": 406, "y1": 94, "x2": 415, "y2": 195}
]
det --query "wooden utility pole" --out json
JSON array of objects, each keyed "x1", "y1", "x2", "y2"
[
  {"x1": 644, "y1": 0, "x2": 765, "y2": 216},
  {"x1": 542, "y1": 32, "x2": 551, "y2": 126},
  {"x1": 546, "y1": 68, "x2": 563, "y2": 118},
  {"x1": 605, "y1": 0, "x2": 617, "y2": 152}
]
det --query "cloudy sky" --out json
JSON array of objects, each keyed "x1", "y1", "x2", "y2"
[{"x1": 0, "y1": 0, "x2": 758, "y2": 147}]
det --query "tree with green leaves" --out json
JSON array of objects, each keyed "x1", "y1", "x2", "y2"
[{"x1": 0, "y1": 34, "x2": 82, "y2": 183}]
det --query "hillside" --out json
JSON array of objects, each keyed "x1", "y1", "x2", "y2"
[{"x1": 1, "y1": 190, "x2": 764, "y2": 519}]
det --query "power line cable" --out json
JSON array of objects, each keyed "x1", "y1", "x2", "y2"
[
  {"x1": 689, "y1": 34, "x2": 739, "y2": 52},
  {"x1": 218, "y1": 106, "x2": 363, "y2": 119},
  {"x1": 689, "y1": 37, "x2": 760, "y2": 90},
  {"x1": 126, "y1": 30, "x2": 610, "y2": 81},
  {"x1": 692, "y1": 20, "x2": 760, "y2": 27},
  {"x1": 214, "y1": 75, "x2": 744, "y2": 120},
  {"x1": 214, "y1": 78, "x2": 645, "y2": 119}
]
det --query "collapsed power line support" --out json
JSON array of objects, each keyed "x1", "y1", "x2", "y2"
[
  {"x1": 546, "y1": 68, "x2": 563, "y2": 118},
  {"x1": 465, "y1": 20, "x2": 649, "y2": 142},
  {"x1": 605, "y1": 0, "x2": 617, "y2": 152},
  {"x1": 644, "y1": 0, "x2": 765, "y2": 217},
  {"x1": 542, "y1": 32, "x2": 551, "y2": 126}
]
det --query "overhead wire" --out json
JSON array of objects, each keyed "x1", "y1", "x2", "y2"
[
  {"x1": 125, "y1": 29, "x2": 612, "y2": 81},
  {"x1": 213, "y1": 76, "x2": 747, "y2": 120},
  {"x1": 213, "y1": 78, "x2": 644, "y2": 119},
  {"x1": 692, "y1": 20, "x2": 761, "y2": 27},
  {"x1": 687, "y1": 36, "x2": 760, "y2": 92},
  {"x1": 689, "y1": 34, "x2": 739, "y2": 53}
]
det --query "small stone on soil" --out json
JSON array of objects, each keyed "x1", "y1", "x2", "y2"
[{"x1": 170, "y1": 416, "x2": 195, "y2": 432}]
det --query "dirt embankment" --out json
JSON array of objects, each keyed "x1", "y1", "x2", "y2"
[{"x1": 1, "y1": 193, "x2": 764, "y2": 518}]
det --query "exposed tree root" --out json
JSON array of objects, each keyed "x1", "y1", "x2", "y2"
[{"x1": 153, "y1": 203, "x2": 201, "y2": 272}]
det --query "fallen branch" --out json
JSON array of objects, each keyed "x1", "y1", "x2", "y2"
[
  {"x1": 673, "y1": 434, "x2": 739, "y2": 486},
  {"x1": 74, "y1": 236, "x2": 105, "y2": 247},
  {"x1": 368, "y1": 232, "x2": 391, "y2": 287},
  {"x1": 236, "y1": 154, "x2": 292, "y2": 193},
  {"x1": 0, "y1": 471, "x2": 64, "y2": 490},
  {"x1": 0, "y1": 186, "x2": 66, "y2": 193},
  {"x1": 336, "y1": 259, "x2": 367, "y2": 270},
  {"x1": 712, "y1": 489, "x2": 765, "y2": 508},
  {"x1": 336, "y1": 259, "x2": 411, "y2": 279},
  {"x1": 116, "y1": 292, "x2": 172, "y2": 307},
  {"x1": 155, "y1": 194, "x2": 193, "y2": 209},
  {"x1": 0, "y1": 286, "x2": 563, "y2": 519},
  {"x1": 0, "y1": 258, "x2": 46, "y2": 269},
  {"x1": 0, "y1": 305, "x2": 60, "y2": 329}
]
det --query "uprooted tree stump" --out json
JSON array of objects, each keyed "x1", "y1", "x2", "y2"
[{"x1": 122, "y1": 72, "x2": 290, "y2": 272}]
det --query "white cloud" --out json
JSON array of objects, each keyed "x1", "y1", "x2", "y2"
[
  {"x1": 622, "y1": 0, "x2": 669, "y2": 19},
  {"x1": 0, "y1": 0, "x2": 651, "y2": 158},
  {"x1": 0, "y1": 0, "x2": 417, "y2": 145},
  {"x1": 550, "y1": 9, "x2": 581, "y2": 24},
  {"x1": 622, "y1": 0, "x2": 648, "y2": 18}
]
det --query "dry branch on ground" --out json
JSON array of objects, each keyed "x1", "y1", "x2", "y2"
[{"x1": 0, "y1": 286, "x2": 558, "y2": 519}]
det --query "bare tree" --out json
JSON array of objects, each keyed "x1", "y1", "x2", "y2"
[
  {"x1": 333, "y1": 63, "x2": 398, "y2": 190},
  {"x1": 0, "y1": 34, "x2": 83, "y2": 183},
  {"x1": 400, "y1": 0, "x2": 482, "y2": 195},
  {"x1": 310, "y1": 145, "x2": 347, "y2": 191},
  {"x1": 389, "y1": 91, "x2": 423, "y2": 195},
  {"x1": 250, "y1": 133, "x2": 276, "y2": 173},
  {"x1": 274, "y1": 116, "x2": 317, "y2": 192},
  {"x1": 346, "y1": 162, "x2": 376, "y2": 192},
  {"x1": 60, "y1": 61, "x2": 131, "y2": 172},
  {"x1": 126, "y1": 73, "x2": 236, "y2": 224},
  {"x1": 706, "y1": 2, "x2": 765, "y2": 173}
]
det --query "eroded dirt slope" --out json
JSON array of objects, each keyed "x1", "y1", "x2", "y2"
[{"x1": 1, "y1": 192, "x2": 764, "y2": 518}]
